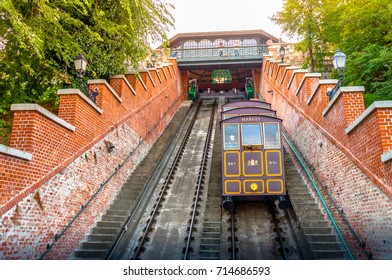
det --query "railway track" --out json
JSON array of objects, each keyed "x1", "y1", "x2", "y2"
[
  {"x1": 117, "y1": 99, "x2": 217, "y2": 260},
  {"x1": 102, "y1": 97, "x2": 307, "y2": 260}
]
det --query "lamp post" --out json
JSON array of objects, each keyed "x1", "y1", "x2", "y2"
[
  {"x1": 279, "y1": 46, "x2": 285, "y2": 63},
  {"x1": 327, "y1": 49, "x2": 347, "y2": 100},
  {"x1": 151, "y1": 52, "x2": 157, "y2": 67},
  {"x1": 74, "y1": 53, "x2": 98, "y2": 103}
]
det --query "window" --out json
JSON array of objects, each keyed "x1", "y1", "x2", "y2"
[
  {"x1": 241, "y1": 124, "x2": 262, "y2": 145},
  {"x1": 224, "y1": 124, "x2": 239, "y2": 149},
  {"x1": 263, "y1": 123, "x2": 281, "y2": 149}
]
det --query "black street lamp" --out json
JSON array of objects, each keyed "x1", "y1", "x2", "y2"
[
  {"x1": 327, "y1": 49, "x2": 347, "y2": 100},
  {"x1": 279, "y1": 46, "x2": 286, "y2": 62},
  {"x1": 74, "y1": 53, "x2": 98, "y2": 103},
  {"x1": 151, "y1": 52, "x2": 157, "y2": 67}
]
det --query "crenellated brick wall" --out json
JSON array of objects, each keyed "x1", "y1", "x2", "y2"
[
  {"x1": 0, "y1": 59, "x2": 186, "y2": 259},
  {"x1": 260, "y1": 55, "x2": 392, "y2": 259}
]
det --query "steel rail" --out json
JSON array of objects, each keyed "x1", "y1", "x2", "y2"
[
  {"x1": 269, "y1": 202, "x2": 289, "y2": 260},
  {"x1": 132, "y1": 100, "x2": 203, "y2": 259},
  {"x1": 183, "y1": 99, "x2": 217, "y2": 260},
  {"x1": 230, "y1": 210, "x2": 236, "y2": 260}
]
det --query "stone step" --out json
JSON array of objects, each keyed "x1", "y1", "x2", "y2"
[
  {"x1": 203, "y1": 222, "x2": 221, "y2": 228},
  {"x1": 199, "y1": 250, "x2": 220, "y2": 258},
  {"x1": 200, "y1": 238, "x2": 221, "y2": 245},
  {"x1": 296, "y1": 212, "x2": 326, "y2": 221},
  {"x1": 200, "y1": 244, "x2": 220, "y2": 251},
  {"x1": 292, "y1": 207, "x2": 322, "y2": 216},
  {"x1": 312, "y1": 250, "x2": 347, "y2": 260},
  {"x1": 289, "y1": 195, "x2": 316, "y2": 203},
  {"x1": 306, "y1": 234, "x2": 339, "y2": 243},
  {"x1": 96, "y1": 221, "x2": 123, "y2": 229},
  {"x1": 86, "y1": 234, "x2": 116, "y2": 242},
  {"x1": 100, "y1": 214, "x2": 127, "y2": 222},
  {"x1": 80, "y1": 241, "x2": 112, "y2": 250},
  {"x1": 105, "y1": 209, "x2": 129, "y2": 216},
  {"x1": 287, "y1": 184, "x2": 309, "y2": 190},
  {"x1": 91, "y1": 227, "x2": 119, "y2": 235},
  {"x1": 302, "y1": 226, "x2": 333, "y2": 235},
  {"x1": 292, "y1": 203, "x2": 320, "y2": 211},
  {"x1": 301, "y1": 220, "x2": 330, "y2": 228},
  {"x1": 74, "y1": 249, "x2": 107, "y2": 259},
  {"x1": 308, "y1": 242, "x2": 343, "y2": 250},
  {"x1": 202, "y1": 232, "x2": 221, "y2": 239},
  {"x1": 199, "y1": 256, "x2": 220, "y2": 260}
]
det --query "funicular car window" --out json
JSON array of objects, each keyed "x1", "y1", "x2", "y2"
[
  {"x1": 223, "y1": 114, "x2": 237, "y2": 120},
  {"x1": 223, "y1": 106, "x2": 235, "y2": 112},
  {"x1": 263, "y1": 123, "x2": 280, "y2": 149},
  {"x1": 241, "y1": 123, "x2": 262, "y2": 145},
  {"x1": 224, "y1": 123, "x2": 239, "y2": 149}
]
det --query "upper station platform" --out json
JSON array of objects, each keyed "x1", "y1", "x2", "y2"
[{"x1": 167, "y1": 30, "x2": 279, "y2": 70}]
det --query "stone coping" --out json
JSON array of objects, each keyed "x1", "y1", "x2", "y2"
[
  {"x1": 322, "y1": 86, "x2": 365, "y2": 116},
  {"x1": 307, "y1": 79, "x2": 339, "y2": 105},
  {"x1": 0, "y1": 144, "x2": 32, "y2": 161},
  {"x1": 58, "y1": 88, "x2": 103, "y2": 114},
  {"x1": 88, "y1": 79, "x2": 122, "y2": 103},
  {"x1": 110, "y1": 75, "x2": 136, "y2": 95},
  {"x1": 295, "y1": 73, "x2": 322, "y2": 96},
  {"x1": 11, "y1": 103, "x2": 76, "y2": 132},
  {"x1": 345, "y1": 100, "x2": 392, "y2": 134}
]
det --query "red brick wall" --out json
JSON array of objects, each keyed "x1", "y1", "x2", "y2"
[
  {"x1": 261, "y1": 56, "x2": 392, "y2": 259},
  {"x1": 0, "y1": 59, "x2": 186, "y2": 259}
]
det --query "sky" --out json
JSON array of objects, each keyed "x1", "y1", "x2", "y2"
[{"x1": 164, "y1": 0, "x2": 286, "y2": 40}]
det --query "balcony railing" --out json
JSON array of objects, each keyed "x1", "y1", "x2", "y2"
[{"x1": 172, "y1": 45, "x2": 269, "y2": 61}]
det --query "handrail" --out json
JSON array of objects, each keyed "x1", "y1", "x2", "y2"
[
  {"x1": 282, "y1": 131, "x2": 373, "y2": 259},
  {"x1": 39, "y1": 95, "x2": 183, "y2": 259},
  {"x1": 282, "y1": 132, "x2": 356, "y2": 260},
  {"x1": 172, "y1": 45, "x2": 269, "y2": 60}
]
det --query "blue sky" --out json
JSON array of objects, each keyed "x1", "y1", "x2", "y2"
[{"x1": 165, "y1": 0, "x2": 285, "y2": 39}]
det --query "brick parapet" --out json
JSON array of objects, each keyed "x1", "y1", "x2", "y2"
[
  {"x1": 261, "y1": 56, "x2": 392, "y2": 198},
  {"x1": 262, "y1": 58, "x2": 392, "y2": 258},
  {"x1": 0, "y1": 63, "x2": 183, "y2": 215}
]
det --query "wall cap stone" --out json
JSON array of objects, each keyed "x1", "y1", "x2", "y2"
[
  {"x1": 295, "y1": 73, "x2": 322, "y2": 96},
  {"x1": 11, "y1": 103, "x2": 76, "y2": 132},
  {"x1": 0, "y1": 144, "x2": 32, "y2": 161},
  {"x1": 147, "y1": 71, "x2": 156, "y2": 87},
  {"x1": 88, "y1": 79, "x2": 122, "y2": 103},
  {"x1": 346, "y1": 100, "x2": 392, "y2": 134},
  {"x1": 110, "y1": 75, "x2": 137, "y2": 95},
  {"x1": 58, "y1": 88, "x2": 103, "y2": 114},
  {"x1": 323, "y1": 86, "x2": 365, "y2": 117},
  {"x1": 275, "y1": 63, "x2": 291, "y2": 79},
  {"x1": 281, "y1": 66, "x2": 301, "y2": 84},
  {"x1": 288, "y1": 69, "x2": 308, "y2": 89},
  {"x1": 307, "y1": 79, "x2": 339, "y2": 105},
  {"x1": 381, "y1": 150, "x2": 392, "y2": 163}
]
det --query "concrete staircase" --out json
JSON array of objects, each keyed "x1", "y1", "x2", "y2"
[
  {"x1": 73, "y1": 104, "x2": 190, "y2": 259},
  {"x1": 284, "y1": 150, "x2": 349, "y2": 260}
]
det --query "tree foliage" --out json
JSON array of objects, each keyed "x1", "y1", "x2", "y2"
[
  {"x1": 270, "y1": 0, "x2": 329, "y2": 72},
  {"x1": 0, "y1": 0, "x2": 174, "y2": 113},
  {"x1": 272, "y1": 0, "x2": 392, "y2": 99}
]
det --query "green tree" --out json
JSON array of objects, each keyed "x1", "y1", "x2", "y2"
[
  {"x1": 272, "y1": 0, "x2": 392, "y2": 102},
  {"x1": 271, "y1": 0, "x2": 329, "y2": 72},
  {"x1": 331, "y1": 0, "x2": 392, "y2": 101},
  {"x1": 0, "y1": 0, "x2": 174, "y2": 112}
]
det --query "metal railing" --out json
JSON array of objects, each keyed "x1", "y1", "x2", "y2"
[
  {"x1": 283, "y1": 131, "x2": 373, "y2": 259},
  {"x1": 172, "y1": 45, "x2": 269, "y2": 60}
]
